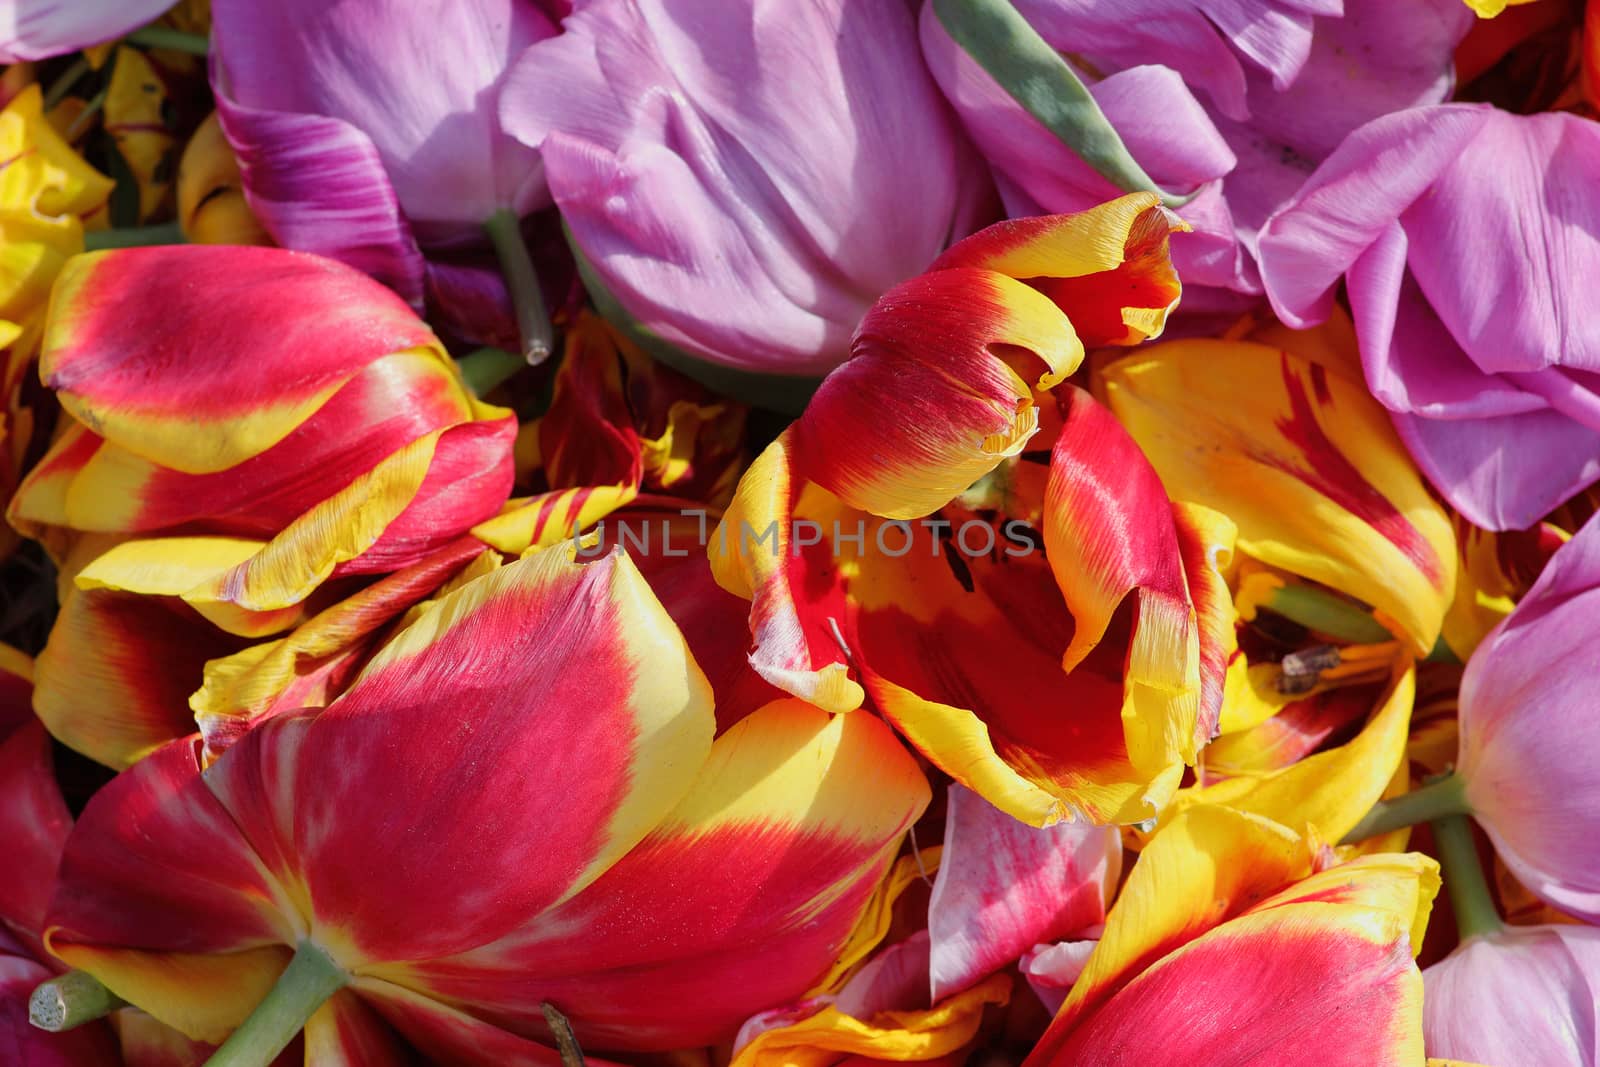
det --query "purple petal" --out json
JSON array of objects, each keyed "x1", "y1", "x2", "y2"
[
  {"x1": 927, "y1": 784, "x2": 1119, "y2": 1003},
  {"x1": 212, "y1": 0, "x2": 554, "y2": 239},
  {"x1": 0, "y1": 0, "x2": 173, "y2": 62},
  {"x1": 1458, "y1": 513, "x2": 1600, "y2": 919},
  {"x1": 1424, "y1": 925, "x2": 1600, "y2": 1065},
  {"x1": 1258, "y1": 104, "x2": 1490, "y2": 328},
  {"x1": 502, "y1": 0, "x2": 988, "y2": 375},
  {"x1": 214, "y1": 93, "x2": 429, "y2": 309}
]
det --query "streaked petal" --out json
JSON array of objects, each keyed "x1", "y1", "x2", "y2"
[{"x1": 928, "y1": 783, "x2": 1119, "y2": 1002}]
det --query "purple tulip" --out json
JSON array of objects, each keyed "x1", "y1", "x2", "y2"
[
  {"x1": 1424, "y1": 924, "x2": 1600, "y2": 1065},
  {"x1": 498, "y1": 0, "x2": 991, "y2": 379},
  {"x1": 210, "y1": 0, "x2": 558, "y2": 345},
  {"x1": 0, "y1": 0, "x2": 173, "y2": 61},
  {"x1": 1260, "y1": 106, "x2": 1600, "y2": 530},
  {"x1": 919, "y1": 0, "x2": 1469, "y2": 320},
  {"x1": 1453, "y1": 509, "x2": 1600, "y2": 921}
]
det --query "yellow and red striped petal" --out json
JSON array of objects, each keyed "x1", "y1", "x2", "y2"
[
  {"x1": 368, "y1": 699, "x2": 928, "y2": 1053},
  {"x1": 1099, "y1": 337, "x2": 1457, "y2": 654},
  {"x1": 1037, "y1": 854, "x2": 1437, "y2": 1066},
  {"x1": 190, "y1": 537, "x2": 491, "y2": 760},
  {"x1": 1173, "y1": 501, "x2": 1237, "y2": 747},
  {"x1": 792, "y1": 268, "x2": 1083, "y2": 520},
  {"x1": 710, "y1": 431, "x2": 864, "y2": 713},
  {"x1": 42, "y1": 245, "x2": 439, "y2": 475},
  {"x1": 1044, "y1": 386, "x2": 1202, "y2": 789},
  {"x1": 472, "y1": 484, "x2": 638, "y2": 555},
  {"x1": 1038, "y1": 805, "x2": 1313, "y2": 1053},
  {"x1": 930, "y1": 193, "x2": 1184, "y2": 347},
  {"x1": 198, "y1": 543, "x2": 716, "y2": 969},
  {"x1": 538, "y1": 312, "x2": 644, "y2": 492}
]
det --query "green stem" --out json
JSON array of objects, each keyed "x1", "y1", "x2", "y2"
[
  {"x1": 28, "y1": 970, "x2": 126, "y2": 1031},
  {"x1": 63, "y1": 88, "x2": 106, "y2": 141},
  {"x1": 127, "y1": 26, "x2": 211, "y2": 56},
  {"x1": 930, "y1": 0, "x2": 1193, "y2": 208},
  {"x1": 204, "y1": 942, "x2": 346, "y2": 1067},
  {"x1": 1433, "y1": 813, "x2": 1504, "y2": 940},
  {"x1": 1263, "y1": 583, "x2": 1396, "y2": 645},
  {"x1": 484, "y1": 209, "x2": 553, "y2": 364},
  {"x1": 457, "y1": 346, "x2": 526, "y2": 398},
  {"x1": 1341, "y1": 773, "x2": 1470, "y2": 844},
  {"x1": 43, "y1": 57, "x2": 91, "y2": 111},
  {"x1": 84, "y1": 220, "x2": 186, "y2": 250}
]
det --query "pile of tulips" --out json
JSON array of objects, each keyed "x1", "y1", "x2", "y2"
[{"x1": 2, "y1": 0, "x2": 1599, "y2": 1064}]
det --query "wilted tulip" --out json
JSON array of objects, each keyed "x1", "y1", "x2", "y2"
[
  {"x1": 1424, "y1": 924, "x2": 1600, "y2": 1065},
  {"x1": 210, "y1": 0, "x2": 559, "y2": 350},
  {"x1": 1261, "y1": 106, "x2": 1600, "y2": 530},
  {"x1": 920, "y1": 0, "x2": 1470, "y2": 316},
  {"x1": 44, "y1": 544, "x2": 930, "y2": 1064},
  {"x1": 499, "y1": 0, "x2": 991, "y2": 384}
]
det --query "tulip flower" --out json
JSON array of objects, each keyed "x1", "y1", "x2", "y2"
[
  {"x1": 0, "y1": 0, "x2": 175, "y2": 62},
  {"x1": 711, "y1": 196, "x2": 1225, "y2": 827},
  {"x1": 498, "y1": 0, "x2": 991, "y2": 386},
  {"x1": 1260, "y1": 106, "x2": 1600, "y2": 530},
  {"x1": 920, "y1": 0, "x2": 1470, "y2": 316},
  {"x1": 177, "y1": 112, "x2": 271, "y2": 246},
  {"x1": 210, "y1": 0, "x2": 559, "y2": 352},
  {"x1": 1424, "y1": 924, "x2": 1600, "y2": 1065},
  {"x1": 0, "y1": 649, "x2": 121, "y2": 1064},
  {"x1": 9, "y1": 244, "x2": 516, "y2": 629},
  {"x1": 43, "y1": 543, "x2": 930, "y2": 1064},
  {"x1": 1028, "y1": 805, "x2": 1439, "y2": 1065},
  {"x1": 1344, "y1": 510, "x2": 1600, "y2": 922}
]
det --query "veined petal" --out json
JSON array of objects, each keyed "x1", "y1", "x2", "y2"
[
  {"x1": 930, "y1": 193, "x2": 1185, "y2": 347},
  {"x1": 929, "y1": 783, "x2": 1119, "y2": 1002},
  {"x1": 792, "y1": 268, "x2": 1083, "y2": 520},
  {"x1": 710, "y1": 431, "x2": 863, "y2": 713},
  {"x1": 368, "y1": 700, "x2": 930, "y2": 1052},
  {"x1": 42, "y1": 245, "x2": 439, "y2": 474},
  {"x1": 1035, "y1": 805, "x2": 1312, "y2": 1059},
  {"x1": 1100, "y1": 337, "x2": 1457, "y2": 653},
  {"x1": 1044, "y1": 386, "x2": 1201, "y2": 776},
  {"x1": 203, "y1": 543, "x2": 715, "y2": 968}
]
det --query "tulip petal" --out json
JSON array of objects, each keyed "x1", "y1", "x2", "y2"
[
  {"x1": 369, "y1": 699, "x2": 929, "y2": 1051},
  {"x1": 931, "y1": 194, "x2": 1185, "y2": 347},
  {"x1": 43, "y1": 245, "x2": 440, "y2": 474},
  {"x1": 0, "y1": 650, "x2": 69, "y2": 954},
  {"x1": 1035, "y1": 805, "x2": 1311, "y2": 1058},
  {"x1": 1172, "y1": 501, "x2": 1237, "y2": 746},
  {"x1": 710, "y1": 431, "x2": 863, "y2": 713},
  {"x1": 1101, "y1": 337, "x2": 1456, "y2": 653},
  {"x1": 471, "y1": 485, "x2": 638, "y2": 556},
  {"x1": 793, "y1": 267, "x2": 1083, "y2": 520},
  {"x1": 0, "y1": 0, "x2": 174, "y2": 62},
  {"x1": 928, "y1": 784, "x2": 1119, "y2": 1002},
  {"x1": 197, "y1": 543, "x2": 716, "y2": 968}
]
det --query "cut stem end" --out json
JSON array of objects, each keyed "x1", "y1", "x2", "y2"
[{"x1": 29, "y1": 970, "x2": 126, "y2": 1032}]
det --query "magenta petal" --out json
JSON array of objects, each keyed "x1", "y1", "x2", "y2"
[
  {"x1": 214, "y1": 93, "x2": 429, "y2": 309},
  {"x1": 1458, "y1": 514, "x2": 1600, "y2": 918},
  {"x1": 212, "y1": 0, "x2": 553, "y2": 238},
  {"x1": 1424, "y1": 925, "x2": 1600, "y2": 1066},
  {"x1": 927, "y1": 784, "x2": 1119, "y2": 1003},
  {"x1": 0, "y1": 0, "x2": 174, "y2": 62},
  {"x1": 835, "y1": 931, "x2": 934, "y2": 1016}
]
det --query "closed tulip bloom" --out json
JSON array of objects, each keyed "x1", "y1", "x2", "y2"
[
  {"x1": 1261, "y1": 106, "x2": 1600, "y2": 530},
  {"x1": 920, "y1": 0, "x2": 1469, "y2": 316},
  {"x1": 45, "y1": 544, "x2": 931, "y2": 1063},
  {"x1": 210, "y1": 0, "x2": 558, "y2": 342},
  {"x1": 1424, "y1": 924, "x2": 1600, "y2": 1066},
  {"x1": 499, "y1": 0, "x2": 991, "y2": 380}
]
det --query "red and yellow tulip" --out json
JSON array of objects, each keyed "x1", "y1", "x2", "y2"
[{"x1": 44, "y1": 542, "x2": 930, "y2": 1062}]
